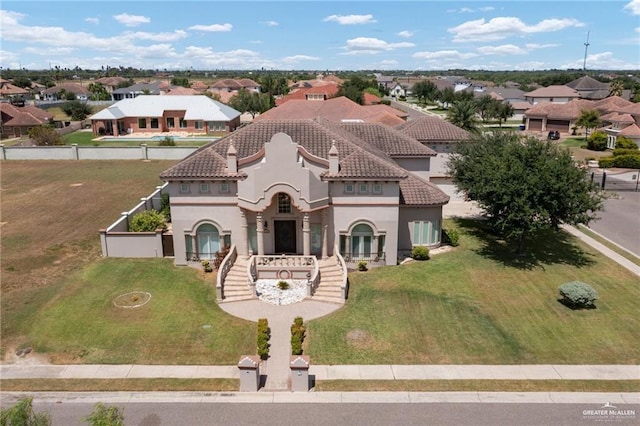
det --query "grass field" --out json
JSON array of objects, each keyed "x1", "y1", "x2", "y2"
[
  {"x1": 306, "y1": 219, "x2": 640, "y2": 365},
  {"x1": 62, "y1": 130, "x2": 96, "y2": 145},
  {"x1": 558, "y1": 137, "x2": 611, "y2": 162}
]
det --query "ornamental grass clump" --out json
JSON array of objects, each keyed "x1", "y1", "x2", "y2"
[{"x1": 559, "y1": 281, "x2": 598, "y2": 309}]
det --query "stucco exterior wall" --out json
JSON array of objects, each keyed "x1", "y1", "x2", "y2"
[
  {"x1": 394, "y1": 157, "x2": 431, "y2": 181},
  {"x1": 397, "y1": 206, "x2": 443, "y2": 258}
]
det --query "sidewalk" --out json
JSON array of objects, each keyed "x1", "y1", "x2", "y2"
[
  {"x1": 2, "y1": 363, "x2": 638, "y2": 381},
  {"x1": 562, "y1": 225, "x2": 640, "y2": 277}
]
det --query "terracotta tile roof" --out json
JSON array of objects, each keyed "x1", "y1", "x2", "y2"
[
  {"x1": 256, "y1": 96, "x2": 404, "y2": 125},
  {"x1": 524, "y1": 99, "x2": 596, "y2": 119},
  {"x1": 0, "y1": 80, "x2": 29, "y2": 96},
  {"x1": 510, "y1": 101, "x2": 533, "y2": 111},
  {"x1": 160, "y1": 119, "x2": 449, "y2": 206},
  {"x1": 395, "y1": 115, "x2": 470, "y2": 142},
  {"x1": 0, "y1": 103, "x2": 52, "y2": 126},
  {"x1": 94, "y1": 77, "x2": 128, "y2": 87},
  {"x1": 600, "y1": 112, "x2": 635, "y2": 124},
  {"x1": 374, "y1": 112, "x2": 406, "y2": 127},
  {"x1": 619, "y1": 123, "x2": 640, "y2": 137},
  {"x1": 42, "y1": 83, "x2": 89, "y2": 95},
  {"x1": 362, "y1": 92, "x2": 382, "y2": 105},
  {"x1": 592, "y1": 96, "x2": 634, "y2": 113},
  {"x1": 275, "y1": 89, "x2": 308, "y2": 106},
  {"x1": 618, "y1": 103, "x2": 640, "y2": 116},
  {"x1": 524, "y1": 85, "x2": 580, "y2": 98},
  {"x1": 211, "y1": 79, "x2": 242, "y2": 90},
  {"x1": 340, "y1": 122, "x2": 436, "y2": 157},
  {"x1": 209, "y1": 90, "x2": 236, "y2": 104},
  {"x1": 190, "y1": 80, "x2": 209, "y2": 91},
  {"x1": 237, "y1": 79, "x2": 260, "y2": 88},
  {"x1": 306, "y1": 83, "x2": 339, "y2": 95},
  {"x1": 363, "y1": 104, "x2": 408, "y2": 118},
  {"x1": 164, "y1": 87, "x2": 199, "y2": 96}
]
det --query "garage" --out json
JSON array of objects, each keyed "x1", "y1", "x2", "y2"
[
  {"x1": 527, "y1": 118, "x2": 543, "y2": 131},
  {"x1": 546, "y1": 119, "x2": 571, "y2": 133}
]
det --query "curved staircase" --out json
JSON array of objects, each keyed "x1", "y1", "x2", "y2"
[{"x1": 220, "y1": 257, "x2": 254, "y2": 302}]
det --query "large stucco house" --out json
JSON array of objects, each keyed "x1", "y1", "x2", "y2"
[
  {"x1": 89, "y1": 95, "x2": 241, "y2": 136},
  {"x1": 159, "y1": 118, "x2": 450, "y2": 270}
]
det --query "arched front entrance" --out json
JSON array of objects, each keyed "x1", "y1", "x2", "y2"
[{"x1": 351, "y1": 223, "x2": 373, "y2": 258}]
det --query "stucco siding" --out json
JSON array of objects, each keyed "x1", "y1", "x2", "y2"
[
  {"x1": 398, "y1": 206, "x2": 443, "y2": 258},
  {"x1": 394, "y1": 157, "x2": 431, "y2": 181}
]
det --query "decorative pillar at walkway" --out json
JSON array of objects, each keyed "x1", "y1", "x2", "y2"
[
  {"x1": 240, "y1": 208, "x2": 249, "y2": 258},
  {"x1": 344, "y1": 234, "x2": 350, "y2": 260},
  {"x1": 302, "y1": 212, "x2": 311, "y2": 257},
  {"x1": 321, "y1": 209, "x2": 328, "y2": 259},
  {"x1": 256, "y1": 212, "x2": 265, "y2": 256}
]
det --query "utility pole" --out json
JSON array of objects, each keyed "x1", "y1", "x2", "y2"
[{"x1": 583, "y1": 31, "x2": 590, "y2": 72}]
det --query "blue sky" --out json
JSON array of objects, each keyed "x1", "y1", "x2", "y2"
[{"x1": 1, "y1": 1, "x2": 639, "y2": 71}]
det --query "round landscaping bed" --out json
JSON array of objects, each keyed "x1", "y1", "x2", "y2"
[{"x1": 112, "y1": 291, "x2": 152, "y2": 309}]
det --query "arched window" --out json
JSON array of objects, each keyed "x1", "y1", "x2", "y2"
[
  {"x1": 196, "y1": 223, "x2": 219, "y2": 259},
  {"x1": 351, "y1": 224, "x2": 373, "y2": 259},
  {"x1": 278, "y1": 193, "x2": 292, "y2": 214}
]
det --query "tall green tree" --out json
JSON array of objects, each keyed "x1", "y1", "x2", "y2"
[
  {"x1": 229, "y1": 89, "x2": 273, "y2": 118},
  {"x1": 446, "y1": 100, "x2": 480, "y2": 133},
  {"x1": 575, "y1": 109, "x2": 600, "y2": 140},
  {"x1": 61, "y1": 100, "x2": 93, "y2": 120},
  {"x1": 412, "y1": 80, "x2": 438, "y2": 104},
  {"x1": 494, "y1": 102, "x2": 515, "y2": 128},
  {"x1": 448, "y1": 132, "x2": 603, "y2": 254},
  {"x1": 474, "y1": 95, "x2": 500, "y2": 123},
  {"x1": 87, "y1": 82, "x2": 110, "y2": 100}
]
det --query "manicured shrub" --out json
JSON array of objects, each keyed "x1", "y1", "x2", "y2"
[
  {"x1": 257, "y1": 318, "x2": 270, "y2": 360},
  {"x1": 442, "y1": 228, "x2": 460, "y2": 247},
  {"x1": 290, "y1": 317, "x2": 305, "y2": 356},
  {"x1": 558, "y1": 281, "x2": 598, "y2": 308},
  {"x1": 598, "y1": 156, "x2": 615, "y2": 168},
  {"x1": 201, "y1": 260, "x2": 213, "y2": 273},
  {"x1": 411, "y1": 246, "x2": 430, "y2": 260},
  {"x1": 615, "y1": 136, "x2": 638, "y2": 150},
  {"x1": 612, "y1": 148, "x2": 640, "y2": 157},
  {"x1": 158, "y1": 136, "x2": 176, "y2": 146},
  {"x1": 599, "y1": 154, "x2": 640, "y2": 169},
  {"x1": 357, "y1": 261, "x2": 368, "y2": 271},
  {"x1": 586, "y1": 131, "x2": 607, "y2": 151},
  {"x1": 277, "y1": 280, "x2": 290, "y2": 290},
  {"x1": 128, "y1": 210, "x2": 167, "y2": 232}
]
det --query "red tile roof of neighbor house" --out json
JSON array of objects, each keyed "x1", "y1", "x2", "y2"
[
  {"x1": 160, "y1": 118, "x2": 449, "y2": 206},
  {"x1": 395, "y1": 115, "x2": 470, "y2": 142},
  {"x1": 593, "y1": 96, "x2": 634, "y2": 113},
  {"x1": 164, "y1": 87, "x2": 199, "y2": 95},
  {"x1": 190, "y1": 80, "x2": 209, "y2": 91},
  {"x1": 208, "y1": 90, "x2": 236, "y2": 104},
  {"x1": 510, "y1": 101, "x2": 534, "y2": 111},
  {"x1": 362, "y1": 92, "x2": 382, "y2": 105},
  {"x1": 0, "y1": 103, "x2": 53, "y2": 126},
  {"x1": 619, "y1": 103, "x2": 640, "y2": 116},
  {"x1": 363, "y1": 104, "x2": 409, "y2": 119},
  {"x1": 256, "y1": 96, "x2": 405, "y2": 125},
  {"x1": 619, "y1": 123, "x2": 640, "y2": 137},
  {"x1": 94, "y1": 76, "x2": 128, "y2": 87},
  {"x1": 524, "y1": 85, "x2": 580, "y2": 98},
  {"x1": 305, "y1": 83, "x2": 340, "y2": 96},
  {"x1": 600, "y1": 112, "x2": 635, "y2": 124},
  {"x1": 0, "y1": 79, "x2": 30, "y2": 96},
  {"x1": 42, "y1": 83, "x2": 89, "y2": 95},
  {"x1": 523, "y1": 99, "x2": 596, "y2": 119}
]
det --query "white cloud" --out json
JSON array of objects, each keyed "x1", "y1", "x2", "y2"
[
  {"x1": 636, "y1": 26, "x2": 640, "y2": 33},
  {"x1": 449, "y1": 6, "x2": 495, "y2": 13},
  {"x1": 323, "y1": 14, "x2": 376, "y2": 25},
  {"x1": 261, "y1": 21, "x2": 279, "y2": 27},
  {"x1": 282, "y1": 55, "x2": 320, "y2": 63},
  {"x1": 183, "y1": 47, "x2": 276, "y2": 69},
  {"x1": 624, "y1": 0, "x2": 640, "y2": 15},
  {"x1": 562, "y1": 51, "x2": 640, "y2": 70},
  {"x1": 125, "y1": 30, "x2": 187, "y2": 42},
  {"x1": 477, "y1": 43, "x2": 558, "y2": 55},
  {"x1": 113, "y1": 13, "x2": 150, "y2": 27},
  {"x1": 413, "y1": 50, "x2": 478, "y2": 60},
  {"x1": 24, "y1": 46, "x2": 76, "y2": 55},
  {"x1": 449, "y1": 17, "x2": 584, "y2": 42},
  {"x1": 85, "y1": 17, "x2": 99, "y2": 25},
  {"x1": 340, "y1": 37, "x2": 414, "y2": 55},
  {"x1": 477, "y1": 44, "x2": 527, "y2": 55},
  {"x1": 397, "y1": 30, "x2": 414, "y2": 38},
  {"x1": 188, "y1": 23, "x2": 232, "y2": 32}
]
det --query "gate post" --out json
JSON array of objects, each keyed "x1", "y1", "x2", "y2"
[
  {"x1": 238, "y1": 355, "x2": 261, "y2": 392},
  {"x1": 601, "y1": 171, "x2": 607, "y2": 189}
]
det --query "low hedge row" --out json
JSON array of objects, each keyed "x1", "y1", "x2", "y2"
[
  {"x1": 257, "y1": 318, "x2": 270, "y2": 360},
  {"x1": 599, "y1": 154, "x2": 640, "y2": 169},
  {"x1": 291, "y1": 317, "x2": 305, "y2": 355}
]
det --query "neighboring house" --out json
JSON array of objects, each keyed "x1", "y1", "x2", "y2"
[
  {"x1": 601, "y1": 102, "x2": 640, "y2": 149},
  {"x1": 483, "y1": 87, "x2": 526, "y2": 103},
  {"x1": 112, "y1": 81, "x2": 171, "y2": 101},
  {"x1": 362, "y1": 93, "x2": 382, "y2": 105},
  {"x1": 190, "y1": 80, "x2": 209, "y2": 92},
  {"x1": 0, "y1": 103, "x2": 53, "y2": 138},
  {"x1": 276, "y1": 82, "x2": 339, "y2": 105},
  {"x1": 0, "y1": 79, "x2": 30, "y2": 100},
  {"x1": 523, "y1": 85, "x2": 580, "y2": 104},
  {"x1": 395, "y1": 115, "x2": 471, "y2": 181},
  {"x1": 524, "y1": 99, "x2": 595, "y2": 133},
  {"x1": 566, "y1": 75, "x2": 611, "y2": 100},
  {"x1": 158, "y1": 118, "x2": 449, "y2": 269},
  {"x1": 375, "y1": 75, "x2": 395, "y2": 91},
  {"x1": 256, "y1": 96, "x2": 407, "y2": 126},
  {"x1": 210, "y1": 79, "x2": 260, "y2": 93},
  {"x1": 390, "y1": 83, "x2": 407, "y2": 98},
  {"x1": 94, "y1": 77, "x2": 129, "y2": 95},
  {"x1": 41, "y1": 83, "x2": 89, "y2": 101},
  {"x1": 165, "y1": 87, "x2": 200, "y2": 96},
  {"x1": 88, "y1": 95, "x2": 241, "y2": 136}
]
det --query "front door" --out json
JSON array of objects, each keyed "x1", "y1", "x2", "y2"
[{"x1": 274, "y1": 220, "x2": 296, "y2": 254}]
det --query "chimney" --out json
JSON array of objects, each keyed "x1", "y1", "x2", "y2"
[
  {"x1": 328, "y1": 141, "x2": 339, "y2": 174},
  {"x1": 227, "y1": 142, "x2": 237, "y2": 173}
]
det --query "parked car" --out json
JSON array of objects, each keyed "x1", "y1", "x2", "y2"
[{"x1": 547, "y1": 130, "x2": 560, "y2": 140}]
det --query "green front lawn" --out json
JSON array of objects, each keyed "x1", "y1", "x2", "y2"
[
  {"x1": 15, "y1": 258, "x2": 255, "y2": 364},
  {"x1": 306, "y1": 219, "x2": 640, "y2": 365},
  {"x1": 62, "y1": 130, "x2": 96, "y2": 145}
]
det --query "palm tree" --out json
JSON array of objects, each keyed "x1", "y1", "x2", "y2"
[
  {"x1": 609, "y1": 80, "x2": 624, "y2": 97},
  {"x1": 446, "y1": 100, "x2": 480, "y2": 133}
]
